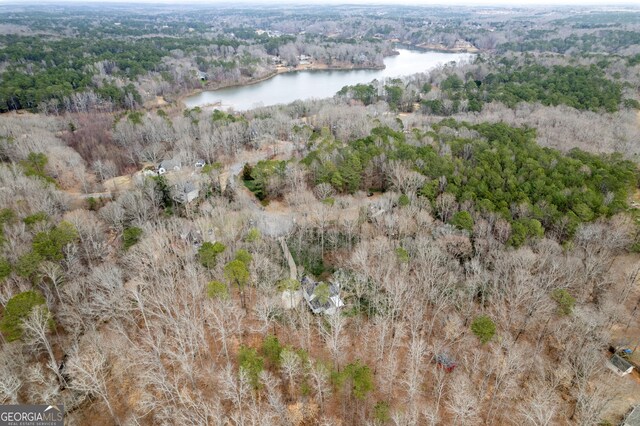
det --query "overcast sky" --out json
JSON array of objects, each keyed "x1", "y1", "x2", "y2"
[{"x1": 5, "y1": 0, "x2": 640, "y2": 6}]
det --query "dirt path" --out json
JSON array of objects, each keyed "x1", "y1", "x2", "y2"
[
  {"x1": 64, "y1": 174, "x2": 133, "y2": 207},
  {"x1": 279, "y1": 237, "x2": 297, "y2": 280}
]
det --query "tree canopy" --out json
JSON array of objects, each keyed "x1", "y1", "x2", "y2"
[{"x1": 0, "y1": 290, "x2": 51, "y2": 342}]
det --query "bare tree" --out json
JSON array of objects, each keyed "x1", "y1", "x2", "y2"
[
  {"x1": 206, "y1": 299, "x2": 245, "y2": 361},
  {"x1": 319, "y1": 313, "x2": 348, "y2": 369},
  {"x1": 66, "y1": 332, "x2": 117, "y2": 422},
  {"x1": 308, "y1": 360, "x2": 331, "y2": 410},
  {"x1": 0, "y1": 346, "x2": 24, "y2": 404},
  {"x1": 446, "y1": 374, "x2": 480, "y2": 426},
  {"x1": 219, "y1": 363, "x2": 253, "y2": 426},
  {"x1": 386, "y1": 161, "x2": 425, "y2": 196},
  {"x1": 517, "y1": 381, "x2": 558, "y2": 426},
  {"x1": 280, "y1": 348, "x2": 302, "y2": 400},
  {"x1": 435, "y1": 192, "x2": 457, "y2": 222},
  {"x1": 21, "y1": 306, "x2": 64, "y2": 386}
]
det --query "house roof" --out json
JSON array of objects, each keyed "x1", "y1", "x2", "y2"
[
  {"x1": 610, "y1": 354, "x2": 633, "y2": 372},
  {"x1": 172, "y1": 181, "x2": 199, "y2": 203},
  {"x1": 435, "y1": 354, "x2": 456, "y2": 368},
  {"x1": 301, "y1": 276, "x2": 343, "y2": 314},
  {"x1": 159, "y1": 159, "x2": 180, "y2": 170},
  {"x1": 624, "y1": 406, "x2": 640, "y2": 426},
  {"x1": 177, "y1": 182, "x2": 197, "y2": 193}
]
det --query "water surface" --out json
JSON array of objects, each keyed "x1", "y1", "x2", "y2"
[{"x1": 184, "y1": 49, "x2": 474, "y2": 110}]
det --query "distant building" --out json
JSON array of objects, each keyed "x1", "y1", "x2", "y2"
[
  {"x1": 172, "y1": 181, "x2": 199, "y2": 204},
  {"x1": 607, "y1": 354, "x2": 634, "y2": 377},
  {"x1": 301, "y1": 276, "x2": 344, "y2": 315},
  {"x1": 157, "y1": 159, "x2": 181, "y2": 175},
  {"x1": 435, "y1": 354, "x2": 457, "y2": 372},
  {"x1": 180, "y1": 228, "x2": 203, "y2": 248},
  {"x1": 299, "y1": 54, "x2": 311, "y2": 65}
]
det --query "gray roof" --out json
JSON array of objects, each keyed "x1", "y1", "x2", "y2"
[
  {"x1": 180, "y1": 229, "x2": 203, "y2": 247},
  {"x1": 159, "y1": 159, "x2": 180, "y2": 170},
  {"x1": 624, "y1": 406, "x2": 640, "y2": 426},
  {"x1": 178, "y1": 182, "x2": 197, "y2": 193},
  {"x1": 435, "y1": 354, "x2": 456, "y2": 368},
  {"x1": 610, "y1": 354, "x2": 633, "y2": 372},
  {"x1": 172, "y1": 181, "x2": 199, "y2": 203},
  {"x1": 301, "y1": 276, "x2": 342, "y2": 313}
]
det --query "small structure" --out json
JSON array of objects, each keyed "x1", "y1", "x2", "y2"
[
  {"x1": 607, "y1": 354, "x2": 634, "y2": 377},
  {"x1": 435, "y1": 354, "x2": 457, "y2": 372},
  {"x1": 172, "y1": 181, "x2": 200, "y2": 204},
  {"x1": 157, "y1": 159, "x2": 181, "y2": 175},
  {"x1": 194, "y1": 159, "x2": 206, "y2": 169},
  {"x1": 299, "y1": 54, "x2": 311, "y2": 65},
  {"x1": 180, "y1": 228, "x2": 203, "y2": 248},
  {"x1": 623, "y1": 405, "x2": 640, "y2": 426},
  {"x1": 301, "y1": 276, "x2": 344, "y2": 315}
]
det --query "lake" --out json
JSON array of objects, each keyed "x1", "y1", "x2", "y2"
[{"x1": 183, "y1": 49, "x2": 474, "y2": 111}]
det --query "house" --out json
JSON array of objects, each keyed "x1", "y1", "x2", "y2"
[
  {"x1": 435, "y1": 354, "x2": 457, "y2": 372},
  {"x1": 301, "y1": 276, "x2": 344, "y2": 315},
  {"x1": 299, "y1": 54, "x2": 311, "y2": 65},
  {"x1": 622, "y1": 405, "x2": 640, "y2": 426},
  {"x1": 157, "y1": 159, "x2": 181, "y2": 175},
  {"x1": 179, "y1": 228, "x2": 203, "y2": 248},
  {"x1": 607, "y1": 354, "x2": 634, "y2": 377},
  {"x1": 172, "y1": 181, "x2": 200, "y2": 204},
  {"x1": 194, "y1": 159, "x2": 206, "y2": 169}
]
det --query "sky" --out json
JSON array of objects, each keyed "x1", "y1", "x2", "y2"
[{"x1": 7, "y1": 0, "x2": 640, "y2": 6}]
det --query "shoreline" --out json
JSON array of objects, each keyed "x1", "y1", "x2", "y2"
[
  {"x1": 176, "y1": 59, "x2": 390, "y2": 110},
  {"x1": 175, "y1": 46, "x2": 475, "y2": 111},
  {"x1": 409, "y1": 42, "x2": 481, "y2": 54}
]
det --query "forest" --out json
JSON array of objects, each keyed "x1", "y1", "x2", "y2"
[
  {"x1": 302, "y1": 122, "x2": 636, "y2": 243},
  {"x1": 1, "y1": 3, "x2": 640, "y2": 426}
]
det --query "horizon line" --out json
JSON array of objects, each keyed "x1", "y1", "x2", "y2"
[{"x1": 2, "y1": 0, "x2": 640, "y2": 7}]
